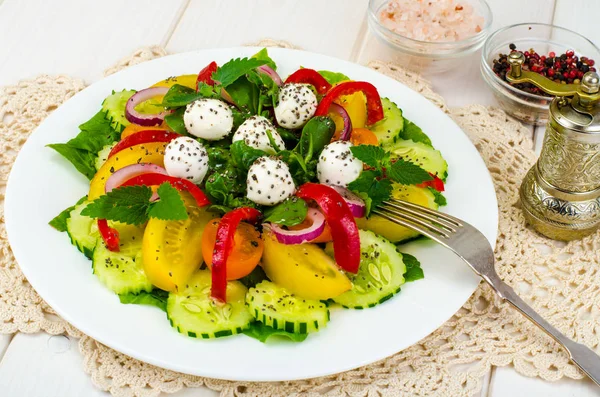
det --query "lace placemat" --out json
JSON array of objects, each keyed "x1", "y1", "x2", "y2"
[{"x1": 1, "y1": 41, "x2": 599, "y2": 397}]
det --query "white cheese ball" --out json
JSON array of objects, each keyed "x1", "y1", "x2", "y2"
[
  {"x1": 164, "y1": 137, "x2": 209, "y2": 184},
  {"x1": 184, "y1": 98, "x2": 233, "y2": 140},
  {"x1": 274, "y1": 83, "x2": 317, "y2": 129},
  {"x1": 317, "y1": 141, "x2": 363, "y2": 187},
  {"x1": 246, "y1": 156, "x2": 296, "y2": 206},
  {"x1": 232, "y1": 116, "x2": 285, "y2": 154}
]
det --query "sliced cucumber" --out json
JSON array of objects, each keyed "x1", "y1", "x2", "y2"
[
  {"x1": 356, "y1": 184, "x2": 437, "y2": 243},
  {"x1": 66, "y1": 201, "x2": 97, "y2": 259},
  {"x1": 102, "y1": 89, "x2": 135, "y2": 131},
  {"x1": 388, "y1": 139, "x2": 448, "y2": 181},
  {"x1": 166, "y1": 270, "x2": 252, "y2": 339},
  {"x1": 92, "y1": 223, "x2": 152, "y2": 295},
  {"x1": 369, "y1": 97, "x2": 404, "y2": 145},
  {"x1": 333, "y1": 230, "x2": 406, "y2": 309},
  {"x1": 95, "y1": 142, "x2": 116, "y2": 171},
  {"x1": 247, "y1": 281, "x2": 329, "y2": 334}
]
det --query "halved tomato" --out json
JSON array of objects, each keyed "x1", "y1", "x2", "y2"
[
  {"x1": 201, "y1": 219, "x2": 263, "y2": 280},
  {"x1": 142, "y1": 194, "x2": 217, "y2": 292}
]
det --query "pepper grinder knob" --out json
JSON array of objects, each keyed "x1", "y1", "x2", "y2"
[
  {"x1": 581, "y1": 72, "x2": 600, "y2": 94},
  {"x1": 507, "y1": 51, "x2": 525, "y2": 78}
]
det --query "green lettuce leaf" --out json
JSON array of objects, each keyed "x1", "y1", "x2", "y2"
[
  {"x1": 252, "y1": 48, "x2": 277, "y2": 71},
  {"x1": 263, "y1": 197, "x2": 308, "y2": 226},
  {"x1": 243, "y1": 322, "x2": 308, "y2": 343},
  {"x1": 118, "y1": 289, "x2": 169, "y2": 312},
  {"x1": 48, "y1": 196, "x2": 87, "y2": 232},
  {"x1": 398, "y1": 119, "x2": 433, "y2": 147},
  {"x1": 318, "y1": 70, "x2": 350, "y2": 85}
]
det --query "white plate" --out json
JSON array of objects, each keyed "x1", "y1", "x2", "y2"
[{"x1": 5, "y1": 47, "x2": 498, "y2": 381}]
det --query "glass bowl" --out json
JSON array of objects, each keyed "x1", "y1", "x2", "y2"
[
  {"x1": 481, "y1": 23, "x2": 600, "y2": 125},
  {"x1": 368, "y1": 0, "x2": 493, "y2": 73}
]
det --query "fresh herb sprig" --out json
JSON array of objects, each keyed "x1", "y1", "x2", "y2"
[
  {"x1": 348, "y1": 145, "x2": 433, "y2": 215},
  {"x1": 81, "y1": 183, "x2": 188, "y2": 225}
]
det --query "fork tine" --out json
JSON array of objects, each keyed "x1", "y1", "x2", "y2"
[
  {"x1": 371, "y1": 209, "x2": 441, "y2": 240},
  {"x1": 388, "y1": 198, "x2": 463, "y2": 227},
  {"x1": 382, "y1": 200, "x2": 458, "y2": 232},
  {"x1": 374, "y1": 206, "x2": 451, "y2": 239}
]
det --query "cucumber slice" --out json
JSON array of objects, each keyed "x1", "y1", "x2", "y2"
[
  {"x1": 247, "y1": 281, "x2": 329, "y2": 334},
  {"x1": 95, "y1": 142, "x2": 116, "y2": 171},
  {"x1": 333, "y1": 230, "x2": 406, "y2": 309},
  {"x1": 66, "y1": 201, "x2": 98, "y2": 259},
  {"x1": 166, "y1": 270, "x2": 252, "y2": 339},
  {"x1": 356, "y1": 184, "x2": 437, "y2": 243},
  {"x1": 102, "y1": 89, "x2": 135, "y2": 131},
  {"x1": 388, "y1": 139, "x2": 448, "y2": 181},
  {"x1": 369, "y1": 97, "x2": 404, "y2": 145},
  {"x1": 92, "y1": 223, "x2": 152, "y2": 295}
]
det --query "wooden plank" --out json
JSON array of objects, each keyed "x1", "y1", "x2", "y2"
[
  {"x1": 0, "y1": 0, "x2": 187, "y2": 87},
  {"x1": 0, "y1": 333, "x2": 218, "y2": 397},
  {"x1": 356, "y1": 0, "x2": 556, "y2": 108},
  {"x1": 166, "y1": 0, "x2": 369, "y2": 61},
  {"x1": 489, "y1": 366, "x2": 600, "y2": 397},
  {"x1": 554, "y1": 0, "x2": 600, "y2": 46}
]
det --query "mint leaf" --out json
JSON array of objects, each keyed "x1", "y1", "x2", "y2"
[
  {"x1": 401, "y1": 252, "x2": 424, "y2": 282},
  {"x1": 350, "y1": 145, "x2": 388, "y2": 169},
  {"x1": 318, "y1": 70, "x2": 350, "y2": 85},
  {"x1": 48, "y1": 196, "x2": 87, "y2": 232},
  {"x1": 348, "y1": 170, "x2": 392, "y2": 214},
  {"x1": 387, "y1": 159, "x2": 433, "y2": 185},
  {"x1": 252, "y1": 48, "x2": 277, "y2": 71},
  {"x1": 81, "y1": 185, "x2": 152, "y2": 225},
  {"x1": 263, "y1": 197, "x2": 308, "y2": 226},
  {"x1": 148, "y1": 183, "x2": 188, "y2": 221},
  {"x1": 399, "y1": 119, "x2": 432, "y2": 147},
  {"x1": 161, "y1": 84, "x2": 202, "y2": 108},
  {"x1": 212, "y1": 57, "x2": 268, "y2": 87},
  {"x1": 118, "y1": 289, "x2": 169, "y2": 312},
  {"x1": 243, "y1": 321, "x2": 308, "y2": 343},
  {"x1": 429, "y1": 187, "x2": 447, "y2": 207}
]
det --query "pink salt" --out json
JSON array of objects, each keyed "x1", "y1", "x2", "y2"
[{"x1": 379, "y1": 0, "x2": 485, "y2": 42}]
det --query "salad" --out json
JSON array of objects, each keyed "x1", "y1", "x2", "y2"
[{"x1": 48, "y1": 49, "x2": 448, "y2": 343}]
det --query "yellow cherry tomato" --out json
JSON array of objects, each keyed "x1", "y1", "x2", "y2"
[
  {"x1": 151, "y1": 74, "x2": 198, "y2": 90},
  {"x1": 142, "y1": 197, "x2": 217, "y2": 292},
  {"x1": 261, "y1": 230, "x2": 351, "y2": 300},
  {"x1": 88, "y1": 142, "x2": 167, "y2": 201}
]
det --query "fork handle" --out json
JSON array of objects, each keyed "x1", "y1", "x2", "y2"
[{"x1": 484, "y1": 274, "x2": 600, "y2": 386}]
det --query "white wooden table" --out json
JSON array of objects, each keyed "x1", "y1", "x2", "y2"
[{"x1": 0, "y1": 0, "x2": 599, "y2": 396}]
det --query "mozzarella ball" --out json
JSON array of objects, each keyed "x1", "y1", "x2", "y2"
[
  {"x1": 317, "y1": 141, "x2": 363, "y2": 187},
  {"x1": 274, "y1": 83, "x2": 317, "y2": 129},
  {"x1": 232, "y1": 116, "x2": 285, "y2": 154},
  {"x1": 184, "y1": 98, "x2": 233, "y2": 140},
  {"x1": 164, "y1": 137, "x2": 209, "y2": 184},
  {"x1": 246, "y1": 156, "x2": 295, "y2": 206}
]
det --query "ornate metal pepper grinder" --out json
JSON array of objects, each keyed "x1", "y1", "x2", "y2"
[{"x1": 506, "y1": 52, "x2": 600, "y2": 241}]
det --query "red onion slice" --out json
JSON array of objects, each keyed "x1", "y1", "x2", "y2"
[
  {"x1": 105, "y1": 163, "x2": 168, "y2": 194},
  {"x1": 257, "y1": 65, "x2": 283, "y2": 86},
  {"x1": 330, "y1": 103, "x2": 352, "y2": 141},
  {"x1": 331, "y1": 186, "x2": 366, "y2": 218},
  {"x1": 125, "y1": 87, "x2": 169, "y2": 126},
  {"x1": 267, "y1": 208, "x2": 326, "y2": 245}
]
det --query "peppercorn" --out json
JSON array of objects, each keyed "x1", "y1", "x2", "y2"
[{"x1": 491, "y1": 45, "x2": 596, "y2": 96}]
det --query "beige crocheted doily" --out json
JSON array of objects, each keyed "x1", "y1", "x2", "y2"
[{"x1": 1, "y1": 41, "x2": 599, "y2": 397}]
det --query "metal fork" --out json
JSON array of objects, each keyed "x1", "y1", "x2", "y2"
[{"x1": 374, "y1": 198, "x2": 600, "y2": 387}]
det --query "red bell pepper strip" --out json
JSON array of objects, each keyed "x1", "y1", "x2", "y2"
[
  {"x1": 295, "y1": 183, "x2": 360, "y2": 274},
  {"x1": 196, "y1": 61, "x2": 218, "y2": 89},
  {"x1": 121, "y1": 173, "x2": 210, "y2": 207},
  {"x1": 416, "y1": 173, "x2": 445, "y2": 192},
  {"x1": 284, "y1": 68, "x2": 332, "y2": 95},
  {"x1": 211, "y1": 207, "x2": 262, "y2": 302},
  {"x1": 314, "y1": 81, "x2": 384, "y2": 126},
  {"x1": 108, "y1": 130, "x2": 180, "y2": 158},
  {"x1": 98, "y1": 219, "x2": 120, "y2": 252}
]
